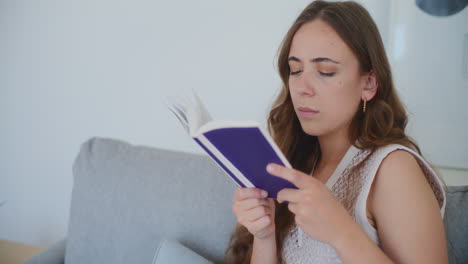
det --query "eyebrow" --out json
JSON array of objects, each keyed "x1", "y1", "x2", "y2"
[{"x1": 288, "y1": 56, "x2": 340, "y2": 64}]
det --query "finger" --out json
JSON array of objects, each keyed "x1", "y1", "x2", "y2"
[
  {"x1": 236, "y1": 198, "x2": 269, "y2": 211},
  {"x1": 266, "y1": 163, "x2": 311, "y2": 189},
  {"x1": 244, "y1": 206, "x2": 271, "y2": 222},
  {"x1": 234, "y1": 187, "x2": 268, "y2": 201},
  {"x1": 277, "y1": 188, "x2": 302, "y2": 204},
  {"x1": 249, "y1": 215, "x2": 271, "y2": 232}
]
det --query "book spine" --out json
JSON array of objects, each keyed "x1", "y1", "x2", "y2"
[{"x1": 193, "y1": 137, "x2": 246, "y2": 188}]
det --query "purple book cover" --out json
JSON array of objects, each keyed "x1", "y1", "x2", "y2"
[{"x1": 194, "y1": 126, "x2": 298, "y2": 199}]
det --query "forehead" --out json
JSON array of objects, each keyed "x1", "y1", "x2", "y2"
[{"x1": 289, "y1": 19, "x2": 354, "y2": 63}]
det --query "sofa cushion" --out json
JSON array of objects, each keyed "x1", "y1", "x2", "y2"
[
  {"x1": 152, "y1": 239, "x2": 212, "y2": 264},
  {"x1": 444, "y1": 185, "x2": 468, "y2": 264},
  {"x1": 65, "y1": 137, "x2": 237, "y2": 264}
]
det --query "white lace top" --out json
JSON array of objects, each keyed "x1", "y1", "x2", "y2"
[{"x1": 282, "y1": 144, "x2": 446, "y2": 264}]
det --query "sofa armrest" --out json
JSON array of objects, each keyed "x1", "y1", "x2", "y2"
[{"x1": 24, "y1": 238, "x2": 66, "y2": 264}]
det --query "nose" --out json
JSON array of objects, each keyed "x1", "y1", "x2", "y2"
[{"x1": 294, "y1": 73, "x2": 316, "y2": 97}]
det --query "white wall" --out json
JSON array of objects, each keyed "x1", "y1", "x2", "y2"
[
  {"x1": 387, "y1": 0, "x2": 468, "y2": 170},
  {"x1": 1, "y1": 0, "x2": 467, "y2": 248}
]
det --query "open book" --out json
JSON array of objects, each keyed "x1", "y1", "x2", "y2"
[{"x1": 165, "y1": 89, "x2": 297, "y2": 199}]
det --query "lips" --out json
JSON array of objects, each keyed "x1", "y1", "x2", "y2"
[
  {"x1": 297, "y1": 107, "x2": 319, "y2": 118},
  {"x1": 298, "y1": 107, "x2": 319, "y2": 113}
]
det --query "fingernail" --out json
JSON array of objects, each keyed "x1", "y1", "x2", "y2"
[
  {"x1": 261, "y1": 190, "x2": 268, "y2": 197},
  {"x1": 266, "y1": 164, "x2": 275, "y2": 173}
]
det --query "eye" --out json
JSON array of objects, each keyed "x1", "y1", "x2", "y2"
[
  {"x1": 319, "y1": 71, "x2": 335, "y2": 77},
  {"x1": 289, "y1": 70, "x2": 302, "y2": 75}
]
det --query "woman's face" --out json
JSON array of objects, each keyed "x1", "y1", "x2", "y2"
[{"x1": 288, "y1": 19, "x2": 367, "y2": 137}]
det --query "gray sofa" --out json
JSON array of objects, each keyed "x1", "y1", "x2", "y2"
[{"x1": 26, "y1": 137, "x2": 468, "y2": 264}]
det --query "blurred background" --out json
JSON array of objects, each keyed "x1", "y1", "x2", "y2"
[{"x1": 1, "y1": 0, "x2": 467, "y2": 248}]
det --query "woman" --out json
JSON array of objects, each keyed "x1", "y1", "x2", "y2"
[{"x1": 225, "y1": 1, "x2": 448, "y2": 263}]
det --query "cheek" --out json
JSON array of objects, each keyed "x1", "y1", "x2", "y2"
[
  {"x1": 327, "y1": 79, "x2": 361, "y2": 119},
  {"x1": 289, "y1": 85, "x2": 299, "y2": 105},
  {"x1": 288, "y1": 80, "x2": 295, "y2": 93}
]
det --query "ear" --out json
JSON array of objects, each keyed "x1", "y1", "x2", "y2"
[{"x1": 362, "y1": 70, "x2": 378, "y2": 101}]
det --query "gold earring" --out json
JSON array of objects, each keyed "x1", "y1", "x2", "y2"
[{"x1": 363, "y1": 99, "x2": 367, "y2": 113}]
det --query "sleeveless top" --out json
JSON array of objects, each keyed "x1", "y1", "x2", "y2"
[{"x1": 282, "y1": 144, "x2": 447, "y2": 264}]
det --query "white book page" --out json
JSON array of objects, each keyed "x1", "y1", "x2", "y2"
[
  {"x1": 166, "y1": 88, "x2": 213, "y2": 136},
  {"x1": 188, "y1": 90, "x2": 212, "y2": 136}
]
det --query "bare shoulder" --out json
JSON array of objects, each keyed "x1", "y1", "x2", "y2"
[
  {"x1": 368, "y1": 149, "x2": 439, "y2": 216},
  {"x1": 378, "y1": 149, "x2": 424, "y2": 178},
  {"x1": 367, "y1": 149, "x2": 448, "y2": 263}
]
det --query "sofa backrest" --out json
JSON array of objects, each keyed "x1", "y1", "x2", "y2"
[
  {"x1": 65, "y1": 137, "x2": 237, "y2": 264},
  {"x1": 444, "y1": 185, "x2": 468, "y2": 264},
  {"x1": 65, "y1": 137, "x2": 468, "y2": 264}
]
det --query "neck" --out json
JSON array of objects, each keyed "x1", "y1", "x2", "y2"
[{"x1": 316, "y1": 128, "x2": 352, "y2": 169}]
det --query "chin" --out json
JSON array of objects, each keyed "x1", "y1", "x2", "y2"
[
  {"x1": 303, "y1": 130, "x2": 322, "y2": 137},
  {"x1": 299, "y1": 123, "x2": 323, "y2": 137}
]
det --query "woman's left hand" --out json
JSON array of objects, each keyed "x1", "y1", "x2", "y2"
[{"x1": 266, "y1": 163, "x2": 360, "y2": 248}]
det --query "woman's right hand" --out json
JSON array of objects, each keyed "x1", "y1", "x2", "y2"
[{"x1": 232, "y1": 187, "x2": 276, "y2": 240}]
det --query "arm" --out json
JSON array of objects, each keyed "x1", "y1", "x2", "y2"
[
  {"x1": 337, "y1": 150, "x2": 448, "y2": 264},
  {"x1": 269, "y1": 163, "x2": 395, "y2": 264},
  {"x1": 369, "y1": 150, "x2": 448, "y2": 263},
  {"x1": 268, "y1": 152, "x2": 447, "y2": 264},
  {"x1": 251, "y1": 235, "x2": 278, "y2": 264},
  {"x1": 333, "y1": 221, "x2": 394, "y2": 264},
  {"x1": 336, "y1": 150, "x2": 447, "y2": 264}
]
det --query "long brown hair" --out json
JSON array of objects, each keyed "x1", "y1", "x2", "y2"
[{"x1": 224, "y1": 1, "x2": 422, "y2": 263}]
